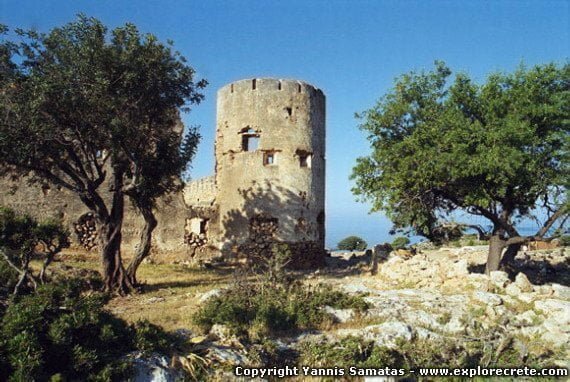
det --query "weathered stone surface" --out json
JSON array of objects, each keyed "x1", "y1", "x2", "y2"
[
  {"x1": 324, "y1": 306, "x2": 355, "y2": 323},
  {"x1": 552, "y1": 284, "x2": 570, "y2": 300},
  {"x1": 514, "y1": 272, "x2": 533, "y2": 293},
  {"x1": 512, "y1": 310, "x2": 538, "y2": 327},
  {"x1": 131, "y1": 353, "x2": 184, "y2": 382},
  {"x1": 473, "y1": 291, "x2": 503, "y2": 306},
  {"x1": 198, "y1": 289, "x2": 222, "y2": 304},
  {"x1": 489, "y1": 271, "x2": 510, "y2": 288},
  {"x1": 336, "y1": 322, "x2": 413, "y2": 348},
  {"x1": 505, "y1": 283, "x2": 522, "y2": 297},
  {"x1": 0, "y1": 78, "x2": 327, "y2": 267}
]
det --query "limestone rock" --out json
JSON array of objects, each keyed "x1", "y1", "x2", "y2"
[
  {"x1": 535, "y1": 299, "x2": 570, "y2": 314},
  {"x1": 541, "y1": 331, "x2": 570, "y2": 348},
  {"x1": 208, "y1": 345, "x2": 249, "y2": 366},
  {"x1": 489, "y1": 271, "x2": 510, "y2": 288},
  {"x1": 473, "y1": 291, "x2": 503, "y2": 306},
  {"x1": 336, "y1": 322, "x2": 413, "y2": 348},
  {"x1": 514, "y1": 273, "x2": 533, "y2": 293},
  {"x1": 512, "y1": 310, "x2": 538, "y2": 327},
  {"x1": 552, "y1": 284, "x2": 570, "y2": 300},
  {"x1": 517, "y1": 293, "x2": 536, "y2": 304},
  {"x1": 198, "y1": 289, "x2": 222, "y2": 303},
  {"x1": 505, "y1": 283, "x2": 522, "y2": 297},
  {"x1": 209, "y1": 324, "x2": 232, "y2": 340},
  {"x1": 131, "y1": 353, "x2": 184, "y2": 382},
  {"x1": 324, "y1": 306, "x2": 355, "y2": 323},
  {"x1": 446, "y1": 259, "x2": 469, "y2": 278}
]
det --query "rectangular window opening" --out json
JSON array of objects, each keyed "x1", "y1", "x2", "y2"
[
  {"x1": 242, "y1": 135, "x2": 260, "y2": 151},
  {"x1": 300, "y1": 154, "x2": 312, "y2": 168},
  {"x1": 263, "y1": 152, "x2": 276, "y2": 166},
  {"x1": 200, "y1": 219, "x2": 209, "y2": 235}
]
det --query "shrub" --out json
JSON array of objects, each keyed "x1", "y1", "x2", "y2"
[
  {"x1": 299, "y1": 335, "x2": 559, "y2": 374},
  {"x1": 337, "y1": 236, "x2": 368, "y2": 251},
  {"x1": 195, "y1": 245, "x2": 368, "y2": 339},
  {"x1": 0, "y1": 207, "x2": 70, "y2": 295},
  {"x1": 391, "y1": 236, "x2": 410, "y2": 249},
  {"x1": 194, "y1": 281, "x2": 369, "y2": 339},
  {"x1": 0, "y1": 278, "x2": 174, "y2": 381},
  {"x1": 560, "y1": 235, "x2": 570, "y2": 246}
]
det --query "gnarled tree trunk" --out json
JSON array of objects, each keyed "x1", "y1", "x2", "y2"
[
  {"x1": 499, "y1": 243, "x2": 522, "y2": 270},
  {"x1": 126, "y1": 203, "x2": 157, "y2": 286},
  {"x1": 485, "y1": 234, "x2": 507, "y2": 274},
  {"x1": 95, "y1": 170, "x2": 135, "y2": 295}
]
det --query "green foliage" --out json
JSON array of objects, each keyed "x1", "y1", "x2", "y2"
[
  {"x1": 194, "y1": 281, "x2": 369, "y2": 339},
  {"x1": 337, "y1": 235, "x2": 368, "y2": 251},
  {"x1": 0, "y1": 259, "x2": 18, "y2": 296},
  {"x1": 299, "y1": 335, "x2": 560, "y2": 375},
  {"x1": 560, "y1": 235, "x2": 570, "y2": 246},
  {"x1": 0, "y1": 16, "x2": 205, "y2": 290},
  {"x1": 0, "y1": 278, "x2": 176, "y2": 381},
  {"x1": 391, "y1": 236, "x2": 410, "y2": 249},
  {"x1": 0, "y1": 206, "x2": 69, "y2": 295},
  {"x1": 195, "y1": 246, "x2": 368, "y2": 338},
  {"x1": 132, "y1": 320, "x2": 180, "y2": 356},
  {"x1": 351, "y1": 61, "x2": 569, "y2": 245}
]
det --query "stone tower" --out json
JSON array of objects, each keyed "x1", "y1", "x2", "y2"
[
  {"x1": 214, "y1": 78, "x2": 326, "y2": 266},
  {"x1": 0, "y1": 77, "x2": 327, "y2": 268}
]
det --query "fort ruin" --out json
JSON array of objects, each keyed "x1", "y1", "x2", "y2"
[{"x1": 0, "y1": 78, "x2": 326, "y2": 266}]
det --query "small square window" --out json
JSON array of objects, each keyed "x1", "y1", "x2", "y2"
[
  {"x1": 299, "y1": 154, "x2": 312, "y2": 168},
  {"x1": 242, "y1": 135, "x2": 259, "y2": 151},
  {"x1": 263, "y1": 152, "x2": 276, "y2": 166}
]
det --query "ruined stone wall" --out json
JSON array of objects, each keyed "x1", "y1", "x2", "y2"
[
  {"x1": 0, "y1": 78, "x2": 327, "y2": 267},
  {"x1": 214, "y1": 78, "x2": 326, "y2": 264},
  {"x1": 0, "y1": 175, "x2": 190, "y2": 255},
  {"x1": 183, "y1": 176, "x2": 216, "y2": 207}
]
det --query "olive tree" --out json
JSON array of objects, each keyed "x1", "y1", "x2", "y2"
[
  {"x1": 337, "y1": 236, "x2": 368, "y2": 251},
  {"x1": 0, "y1": 16, "x2": 206, "y2": 293},
  {"x1": 351, "y1": 61, "x2": 568, "y2": 274}
]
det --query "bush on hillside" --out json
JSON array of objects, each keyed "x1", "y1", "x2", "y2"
[
  {"x1": 0, "y1": 278, "x2": 176, "y2": 381},
  {"x1": 337, "y1": 236, "x2": 368, "y2": 251},
  {"x1": 391, "y1": 236, "x2": 410, "y2": 250},
  {"x1": 194, "y1": 245, "x2": 368, "y2": 339},
  {"x1": 0, "y1": 206, "x2": 70, "y2": 295}
]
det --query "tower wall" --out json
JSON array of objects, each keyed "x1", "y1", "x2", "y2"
[{"x1": 214, "y1": 78, "x2": 326, "y2": 265}]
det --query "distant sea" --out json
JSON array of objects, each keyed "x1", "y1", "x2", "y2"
[{"x1": 325, "y1": 213, "x2": 566, "y2": 250}]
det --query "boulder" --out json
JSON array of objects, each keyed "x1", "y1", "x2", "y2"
[
  {"x1": 505, "y1": 283, "x2": 522, "y2": 297},
  {"x1": 552, "y1": 284, "x2": 570, "y2": 300},
  {"x1": 473, "y1": 291, "x2": 503, "y2": 306},
  {"x1": 324, "y1": 306, "x2": 355, "y2": 323},
  {"x1": 514, "y1": 273, "x2": 533, "y2": 293},
  {"x1": 446, "y1": 259, "x2": 469, "y2": 278},
  {"x1": 198, "y1": 289, "x2": 222, "y2": 303},
  {"x1": 489, "y1": 271, "x2": 510, "y2": 288},
  {"x1": 131, "y1": 353, "x2": 184, "y2": 382}
]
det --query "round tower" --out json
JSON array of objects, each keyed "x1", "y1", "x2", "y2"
[{"x1": 215, "y1": 78, "x2": 325, "y2": 266}]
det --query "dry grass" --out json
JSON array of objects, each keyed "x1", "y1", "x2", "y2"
[{"x1": 46, "y1": 250, "x2": 236, "y2": 332}]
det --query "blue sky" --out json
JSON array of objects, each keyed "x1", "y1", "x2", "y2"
[{"x1": 2, "y1": 0, "x2": 569, "y2": 247}]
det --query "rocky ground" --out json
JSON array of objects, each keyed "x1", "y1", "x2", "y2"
[{"x1": 129, "y1": 245, "x2": 569, "y2": 380}]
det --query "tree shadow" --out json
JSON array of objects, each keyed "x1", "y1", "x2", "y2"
[
  {"x1": 319, "y1": 251, "x2": 374, "y2": 278},
  {"x1": 468, "y1": 252, "x2": 569, "y2": 286},
  {"x1": 220, "y1": 182, "x2": 325, "y2": 268}
]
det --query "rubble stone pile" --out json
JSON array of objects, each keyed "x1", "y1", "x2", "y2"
[{"x1": 73, "y1": 213, "x2": 97, "y2": 251}]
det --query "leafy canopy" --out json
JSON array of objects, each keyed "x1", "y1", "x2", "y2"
[
  {"x1": 351, "y1": 61, "x2": 569, "y2": 241},
  {"x1": 0, "y1": 15, "x2": 205, "y2": 208},
  {"x1": 337, "y1": 236, "x2": 368, "y2": 251}
]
